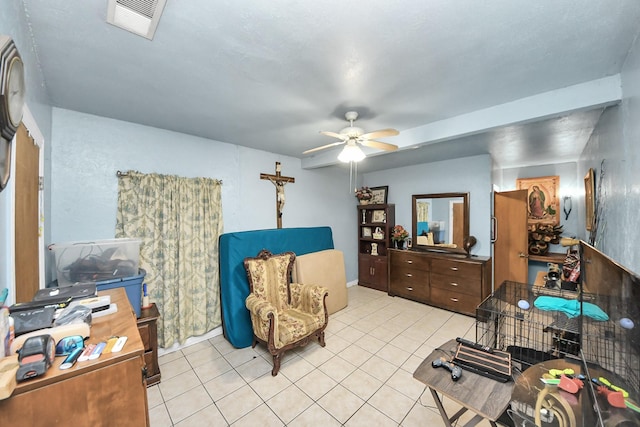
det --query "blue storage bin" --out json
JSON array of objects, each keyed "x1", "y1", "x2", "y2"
[{"x1": 96, "y1": 269, "x2": 145, "y2": 318}]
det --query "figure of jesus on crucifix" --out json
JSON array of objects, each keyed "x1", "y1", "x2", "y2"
[{"x1": 260, "y1": 162, "x2": 295, "y2": 228}]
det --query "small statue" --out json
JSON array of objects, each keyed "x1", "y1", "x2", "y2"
[{"x1": 371, "y1": 243, "x2": 378, "y2": 256}]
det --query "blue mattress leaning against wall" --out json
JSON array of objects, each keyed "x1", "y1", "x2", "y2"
[{"x1": 218, "y1": 227, "x2": 334, "y2": 348}]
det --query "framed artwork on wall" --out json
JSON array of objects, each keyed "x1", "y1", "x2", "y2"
[
  {"x1": 584, "y1": 168, "x2": 595, "y2": 231},
  {"x1": 516, "y1": 175, "x2": 560, "y2": 225},
  {"x1": 370, "y1": 186, "x2": 388, "y2": 204}
]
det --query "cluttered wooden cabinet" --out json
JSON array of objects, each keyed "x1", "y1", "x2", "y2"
[
  {"x1": 388, "y1": 249, "x2": 491, "y2": 316},
  {"x1": 0, "y1": 288, "x2": 149, "y2": 426},
  {"x1": 357, "y1": 204, "x2": 395, "y2": 291}
]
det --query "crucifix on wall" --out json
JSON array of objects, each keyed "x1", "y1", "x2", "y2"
[{"x1": 260, "y1": 162, "x2": 295, "y2": 229}]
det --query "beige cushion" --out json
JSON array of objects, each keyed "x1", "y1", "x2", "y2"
[{"x1": 292, "y1": 249, "x2": 348, "y2": 314}]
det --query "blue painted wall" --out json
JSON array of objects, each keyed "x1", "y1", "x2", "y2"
[
  {"x1": 579, "y1": 28, "x2": 640, "y2": 274},
  {"x1": 4, "y1": 0, "x2": 640, "y2": 300},
  {"x1": 49, "y1": 109, "x2": 357, "y2": 282},
  {"x1": 363, "y1": 155, "x2": 493, "y2": 257}
]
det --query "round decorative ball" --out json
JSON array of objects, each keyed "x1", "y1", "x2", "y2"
[
  {"x1": 620, "y1": 318, "x2": 635, "y2": 329},
  {"x1": 518, "y1": 300, "x2": 530, "y2": 310}
]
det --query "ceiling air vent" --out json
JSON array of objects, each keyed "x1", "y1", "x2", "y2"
[{"x1": 107, "y1": 0, "x2": 168, "y2": 40}]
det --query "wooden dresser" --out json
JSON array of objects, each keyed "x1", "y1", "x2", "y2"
[
  {"x1": 388, "y1": 249, "x2": 492, "y2": 316},
  {"x1": 0, "y1": 288, "x2": 149, "y2": 426}
]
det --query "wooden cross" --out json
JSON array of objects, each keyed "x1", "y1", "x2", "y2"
[{"x1": 260, "y1": 162, "x2": 295, "y2": 229}]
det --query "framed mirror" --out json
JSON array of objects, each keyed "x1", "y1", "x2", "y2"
[{"x1": 411, "y1": 192, "x2": 469, "y2": 255}]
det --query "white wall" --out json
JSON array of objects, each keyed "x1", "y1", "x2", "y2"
[
  {"x1": 49, "y1": 109, "x2": 359, "y2": 282},
  {"x1": 363, "y1": 154, "x2": 493, "y2": 257}
]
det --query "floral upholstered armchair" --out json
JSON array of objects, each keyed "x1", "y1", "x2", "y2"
[{"x1": 244, "y1": 249, "x2": 329, "y2": 376}]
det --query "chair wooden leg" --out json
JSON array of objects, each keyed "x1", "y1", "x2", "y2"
[
  {"x1": 272, "y1": 353, "x2": 282, "y2": 376},
  {"x1": 252, "y1": 336, "x2": 258, "y2": 349},
  {"x1": 318, "y1": 331, "x2": 326, "y2": 347}
]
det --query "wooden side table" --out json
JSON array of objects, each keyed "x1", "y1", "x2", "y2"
[
  {"x1": 413, "y1": 339, "x2": 514, "y2": 426},
  {"x1": 137, "y1": 303, "x2": 161, "y2": 386}
]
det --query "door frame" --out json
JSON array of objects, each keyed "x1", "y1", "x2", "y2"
[{"x1": 5, "y1": 104, "x2": 45, "y2": 305}]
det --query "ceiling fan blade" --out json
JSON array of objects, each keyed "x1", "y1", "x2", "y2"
[
  {"x1": 303, "y1": 141, "x2": 345, "y2": 154},
  {"x1": 360, "y1": 128, "x2": 399, "y2": 140},
  {"x1": 360, "y1": 139, "x2": 398, "y2": 151},
  {"x1": 320, "y1": 130, "x2": 348, "y2": 140}
]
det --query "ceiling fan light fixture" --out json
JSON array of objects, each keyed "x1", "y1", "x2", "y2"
[
  {"x1": 338, "y1": 143, "x2": 366, "y2": 163},
  {"x1": 339, "y1": 125, "x2": 364, "y2": 138}
]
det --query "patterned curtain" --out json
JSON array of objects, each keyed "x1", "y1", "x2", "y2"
[{"x1": 116, "y1": 171, "x2": 223, "y2": 347}]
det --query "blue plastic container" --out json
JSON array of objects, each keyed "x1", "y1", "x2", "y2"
[{"x1": 96, "y1": 269, "x2": 146, "y2": 318}]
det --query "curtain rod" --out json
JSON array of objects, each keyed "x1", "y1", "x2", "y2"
[{"x1": 116, "y1": 170, "x2": 223, "y2": 184}]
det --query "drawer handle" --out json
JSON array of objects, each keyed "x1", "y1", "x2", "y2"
[
  {"x1": 449, "y1": 282, "x2": 458, "y2": 287},
  {"x1": 406, "y1": 287, "x2": 413, "y2": 291},
  {"x1": 450, "y1": 297, "x2": 459, "y2": 302},
  {"x1": 406, "y1": 260, "x2": 413, "y2": 264},
  {"x1": 405, "y1": 273, "x2": 413, "y2": 277},
  {"x1": 450, "y1": 267, "x2": 459, "y2": 271}
]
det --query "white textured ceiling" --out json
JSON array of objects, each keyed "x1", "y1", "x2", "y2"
[{"x1": 21, "y1": 0, "x2": 640, "y2": 171}]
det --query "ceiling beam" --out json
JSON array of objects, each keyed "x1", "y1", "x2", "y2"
[{"x1": 301, "y1": 75, "x2": 622, "y2": 169}]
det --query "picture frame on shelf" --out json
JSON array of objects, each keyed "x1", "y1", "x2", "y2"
[
  {"x1": 516, "y1": 175, "x2": 560, "y2": 226},
  {"x1": 584, "y1": 168, "x2": 595, "y2": 231},
  {"x1": 372, "y1": 209, "x2": 386, "y2": 223},
  {"x1": 370, "y1": 186, "x2": 388, "y2": 204},
  {"x1": 362, "y1": 227, "x2": 372, "y2": 238}
]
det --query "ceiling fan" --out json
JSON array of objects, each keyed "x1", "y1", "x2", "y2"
[{"x1": 303, "y1": 111, "x2": 399, "y2": 162}]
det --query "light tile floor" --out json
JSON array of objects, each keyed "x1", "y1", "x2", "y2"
[{"x1": 148, "y1": 285, "x2": 501, "y2": 426}]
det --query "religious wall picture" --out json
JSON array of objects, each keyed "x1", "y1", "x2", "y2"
[
  {"x1": 516, "y1": 175, "x2": 560, "y2": 225},
  {"x1": 370, "y1": 186, "x2": 388, "y2": 204},
  {"x1": 584, "y1": 168, "x2": 595, "y2": 231}
]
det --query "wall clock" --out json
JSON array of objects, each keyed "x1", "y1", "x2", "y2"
[{"x1": 0, "y1": 35, "x2": 25, "y2": 190}]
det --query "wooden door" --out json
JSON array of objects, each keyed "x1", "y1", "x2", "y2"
[
  {"x1": 452, "y1": 202, "x2": 464, "y2": 248},
  {"x1": 493, "y1": 190, "x2": 528, "y2": 288},
  {"x1": 14, "y1": 123, "x2": 40, "y2": 302}
]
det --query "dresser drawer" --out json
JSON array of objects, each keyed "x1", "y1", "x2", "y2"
[
  {"x1": 430, "y1": 272, "x2": 481, "y2": 297},
  {"x1": 430, "y1": 287, "x2": 481, "y2": 316},
  {"x1": 431, "y1": 259, "x2": 481, "y2": 280},
  {"x1": 389, "y1": 267, "x2": 429, "y2": 301},
  {"x1": 390, "y1": 251, "x2": 430, "y2": 272}
]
